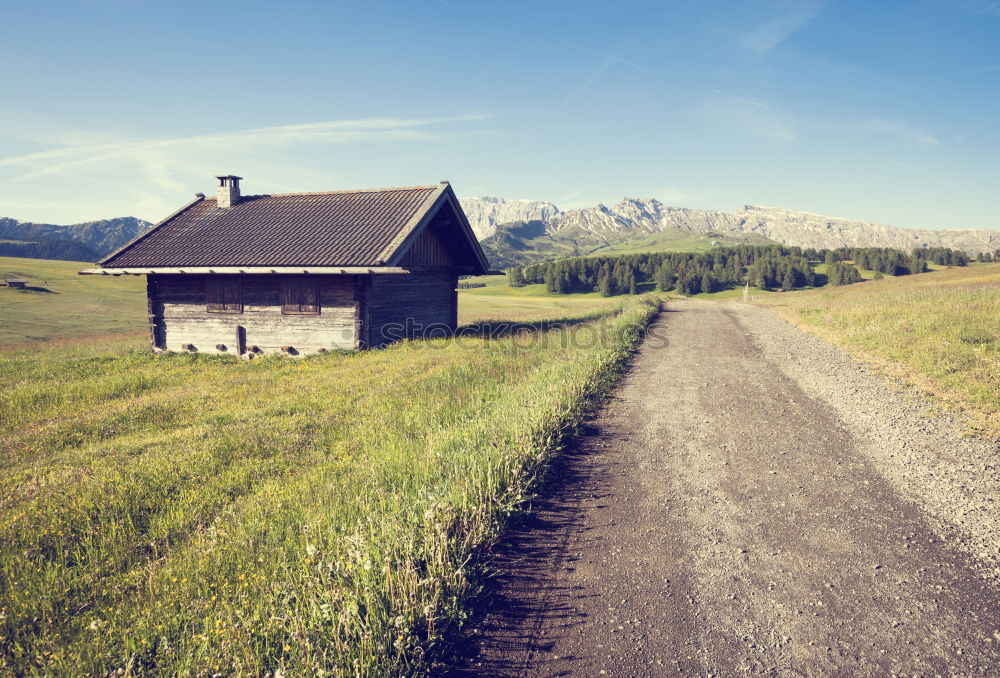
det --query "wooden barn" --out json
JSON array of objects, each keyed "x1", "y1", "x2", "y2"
[{"x1": 81, "y1": 176, "x2": 491, "y2": 355}]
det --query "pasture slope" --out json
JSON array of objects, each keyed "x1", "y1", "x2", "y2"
[
  {"x1": 0, "y1": 256, "x2": 146, "y2": 346},
  {"x1": 590, "y1": 229, "x2": 772, "y2": 257},
  {"x1": 0, "y1": 273, "x2": 657, "y2": 675},
  {"x1": 2, "y1": 255, "x2": 996, "y2": 675},
  {"x1": 763, "y1": 263, "x2": 1000, "y2": 440},
  {"x1": 455, "y1": 274, "x2": 621, "y2": 321}
]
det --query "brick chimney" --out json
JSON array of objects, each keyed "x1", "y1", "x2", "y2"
[{"x1": 215, "y1": 175, "x2": 243, "y2": 208}]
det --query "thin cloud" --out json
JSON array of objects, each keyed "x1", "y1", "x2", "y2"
[
  {"x1": 568, "y1": 44, "x2": 650, "y2": 73},
  {"x1": 913, "y1": 62, "x2": 1000, "y2": 83},
  {"x1": 0, "y1": 114, "x2": 495, "y2": 182},
  {"x1": 658, "y1": 186, "x2": 692, "y2": 204},
  {"x1": 563, "y1": 43, "x2": 648, "y2": 103},
  {"x1": 696, "y1": 92, "x2": 798, "y2": 144},
  {"x1": 0, "y1": 114, "x2": 496, "y2": 222},
  {"x1": 962, "y1": 0, "x2": 1000, "y2": 16},
  {"x1": 565, "y1": 58, "x2": 615, "y2": 103},
  {"x1": 739, "y1": 1, "x2": 825, "y2": 54},
  {"x1": 861, "y1": 118, "x2": 940, "y2": 147}
]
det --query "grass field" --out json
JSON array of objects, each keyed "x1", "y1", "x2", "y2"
[
  {"x1": 812, "y1": 260, "x2": 950, "y2": 281},
  {"x1": 457, "y1": 274, "x2": 621, "y2": 321},
  {"x1": 692, "y1": 260, "x2": 955, "y2": 301},
  {"x1": 0, "y1": 257, "x2": 146, "y2": 346},
  {"x1": 4, "y1": 252, "x2": 997, "y2": 673},
  {"x1": 0, "y1": 268, "x2": 655, "y2": 675},
  {"x1": 589, "y1": 229, "x2": 773, "y2": 256},
  {"x1": 761, "y1": 263, "x2": 1000, "y2": 439}
]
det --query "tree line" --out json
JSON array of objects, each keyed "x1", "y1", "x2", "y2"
[
  {"x1": 0, "y1": 238, "x2": 99, "y2": 262},
  {"x1": 506, "y1": 244, "x2": 974, "y2": 297}
]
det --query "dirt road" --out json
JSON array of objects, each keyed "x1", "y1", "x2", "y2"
[{"x1": 447, "y1": 300, "x2": 1000, "y2": 677}]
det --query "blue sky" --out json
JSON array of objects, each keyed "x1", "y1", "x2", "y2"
[{"x1": 1, "y1": 0, "x2": 998, "y2": 230}]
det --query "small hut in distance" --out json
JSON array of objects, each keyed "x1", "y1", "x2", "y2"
[{"x1": 81, "y1": 176, "x2": 492, "y2": 355}]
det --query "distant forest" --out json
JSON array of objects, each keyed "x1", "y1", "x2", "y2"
[
  {"x1": 0, "y1": 238, "x2": 99, "y2": 262},
  {"x1": 508, "y1": 245, "x2": 991, "y2": 297}
]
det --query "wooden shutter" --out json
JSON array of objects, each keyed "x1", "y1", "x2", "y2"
[
  {"x1": 281, "y1": 277, "x2": 320, "y2": 315},
  {"x1": 207, "y1": 277, "x2": 223, "y2": 312},
  {"x1": 300, "y1": 278, "x2": 318, "y2": 314},
  {"x1": 223, "y1": 278, "x2": 242, "y2": 312},
  {"x1": 206, "y1": 277, "x2": 242, "y2": 313},
  {"x1": 281, "y1": 279, "x2": 297, "y2": 313}
]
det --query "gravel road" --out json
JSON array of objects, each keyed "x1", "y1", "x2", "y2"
[{"x1": 446, "y1": 300, "x2": 1000, "y2": 677}]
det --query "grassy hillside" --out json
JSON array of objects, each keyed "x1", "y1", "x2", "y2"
[
  {"x1": 457, "y1": 274, "x2": 621, "y2": 321},
  {"x1": 0, "y1": 256, "x2": 146, "y2": 346},
  {"x1": 0, "y1": 294, "x2": 656, "y2": 675},
  {"x1": 590, "y1": 229, "x2": 773, "y2": 256},
  {"x1": 761, "y1": 263, "x2": 1000, "y2": 438},
  {"x1": 481, "y1": 222, "x2": 776, "y2": 268}
]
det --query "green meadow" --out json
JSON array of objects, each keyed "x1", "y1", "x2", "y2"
[
  {"x1": 761, "y1": 263, "x2": 1000, "y2": 439},
  {"x1": 4, "y1": 252, "x2": 996, "y2": 674},
  {"x1": 456, "y1": 274, "x2": 621, "y2": 321},
  {"x1": 0, "y1": 257, "x2": 146, "y2": 346},
  {"x1": 0, "y1": 254, "x2": 657, "y2": 675},
  {"x1": 590, "y1": 228, "x2": 772, "y2": 256}
]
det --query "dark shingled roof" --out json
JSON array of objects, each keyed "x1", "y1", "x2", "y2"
[{"x1": 102, "y1": 185, "x2": 442, "y2": 267}]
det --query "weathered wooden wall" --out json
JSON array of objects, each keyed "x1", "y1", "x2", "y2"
[
  {"x1": 147, "y1": 269, "x2": 459, "y2": 354},
  {"x1": 363, "y1": 271, "x2": 458, "y2": 348},
  {"x1": 398, "y1": 224, "x2": 455, "y2": 267},
  {"x1": 150, "y1": 274, "x2": 359, "y2": 355}
]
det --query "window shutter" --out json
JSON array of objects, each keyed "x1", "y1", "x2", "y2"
[
  {"x1": 224, "y1": 278, "x2": 242, "y2": 312},
  {"x1": 207, "y1": 278, "x2": 224, "y2": 312},
  {"x1": 301, "y1": 279, "x2": 318, "y2": 314},
  {"x1": 281, "y1": 277, "x2": 320, "y2": 315},
  {"x1": 281, "y1": 279, "x2": 299, "y2": 313},
  {"x1": 207, "y1": 277, "x2": 242, "y2": 313}
]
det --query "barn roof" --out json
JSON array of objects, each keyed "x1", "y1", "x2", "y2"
[{"x1": 98, "y1": 182, "x2": 490, "y2": 273}]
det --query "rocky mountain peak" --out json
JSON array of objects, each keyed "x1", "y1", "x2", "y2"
[
  {"x1": 470, "y1": 195, "x2": 999, "y2": 264},
  {"x1": 458, "y1": 196, "x2": 560, "y2": 240}
]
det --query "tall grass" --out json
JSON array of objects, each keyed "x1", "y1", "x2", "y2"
[
  {"x1": 765, "y1": 264, "x2": 1000, "y2": 438},
  {"x1": 0, "y1": 296, "x2": 658, "y2": 675}
]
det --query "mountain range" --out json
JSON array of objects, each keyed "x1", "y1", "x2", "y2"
[
  {"x1": 0, "y1": 216, "x2": 152, "y2": 261},
  {"x1": 459, "y1": 197, "x2": 1000, "y2": 268},
  {"x1": 1, "y1": 197, "x2": 997, "y2": 268}
]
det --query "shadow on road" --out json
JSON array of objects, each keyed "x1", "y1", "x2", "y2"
[{"x1": 441, "y1": 421, "x2": 619, "y2": 677}]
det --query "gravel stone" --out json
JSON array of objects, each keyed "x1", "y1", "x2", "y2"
[{"x1": 445, "y1": 301, "x2": 1000, "y2": 677}]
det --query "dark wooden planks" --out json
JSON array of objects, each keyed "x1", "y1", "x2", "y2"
[
  {"x1": 399, "y1": 225, "x2": 455, "y2": 267},
  {"x1": 364, "y1": 271, "x2": 458, "y2": 348}
]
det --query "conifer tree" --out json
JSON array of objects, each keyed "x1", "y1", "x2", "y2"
[
  {"x1": 701, "y1": 271, "x2": 715, "y2": 294},
  {"x1": 507, "y1": 267, "x2": 525, "y2": 287},
  {"x1": 654, "y1": 265, "x2": 675, "y2": 291},
  {"x1": 782, "y1": 267, "x2": 796, "y2": 290},
  {"x1": 598, "y1": 270, "x2": 618, "y2": 296}
]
